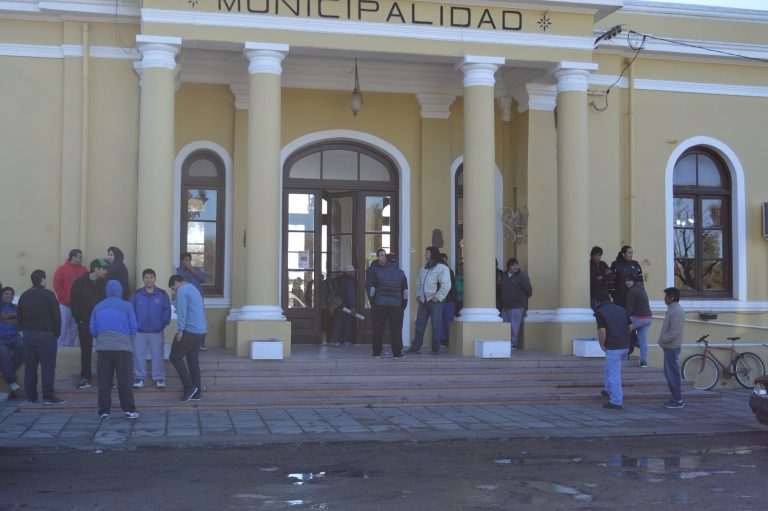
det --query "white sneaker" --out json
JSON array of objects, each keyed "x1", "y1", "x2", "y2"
[
  {"x1": 133, "y1": 379, "x2": 145, "y2": 389},
  {"x1": 9, "y1": 382, "x2": 20, "y2": 391},
  {"x1": 155, "y1": 380, "x2": 166, "y2": 389},
  {"x1": 124, "y1": 411, "x2": 140, "y2": 419}
]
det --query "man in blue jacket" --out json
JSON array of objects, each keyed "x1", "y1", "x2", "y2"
[
  {"x1": 176, "y1": 252, "x2": 208, "y2": 350},
  {"x1": 130, "y1": 269, "x2": 171, "y2": 389},
  {"x1": 90, "y1": 280, "x2": 139, "y2": 420},
  {"x1": 168, "y1": 274, "x2": 207, "y2": 402}
]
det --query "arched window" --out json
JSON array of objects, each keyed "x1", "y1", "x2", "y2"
[
  {"x1": 180, "y1": 150, "x2": 225, "y2": 296},
  {"x1": 673, "y1": 148, "x2": 731, "y2": 297}
]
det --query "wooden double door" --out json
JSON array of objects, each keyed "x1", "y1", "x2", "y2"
[{"x1": 283, "y1": 189, "x2": 398, "y2": 343}]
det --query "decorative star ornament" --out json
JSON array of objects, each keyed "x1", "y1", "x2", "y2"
[
  {"x1": 187, "y1": 0, "x2": 199, "y2": 7},
  {"x1": 537, "y1": 14, "x2": 552, "y2": 32}
]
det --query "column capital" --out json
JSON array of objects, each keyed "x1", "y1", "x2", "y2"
[
  {"x1": 416, "y1": 93, "x2": 456, "y2": 119},
  {"x1": 497, "y1": 97, "x2": 513, "y2": 121},
  {"x1": 515, "y1": 83, "x2": 557, "y2": 113},
  {"x1": 136, "y1": 35, "x2": 181, "y2": 70},
  {"x1": 554, "y1": 61, "x2": 597, "y2": 93},
  {"x1": 457, "y1": 56, "x2": 505, "y2": 88},
  {"x1": 244, "y1": 42, "x2": 289, "y2": 76}
]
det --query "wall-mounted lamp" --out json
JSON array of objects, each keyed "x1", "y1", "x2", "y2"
[{"x1": 350, "y1": 58, "x2": 362, "y2": 117}]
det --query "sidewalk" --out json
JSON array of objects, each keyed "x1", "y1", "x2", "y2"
[{"x1": 0, "y1": 389, "x2": 761, "y2": 450}]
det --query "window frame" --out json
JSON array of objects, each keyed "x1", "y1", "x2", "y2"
[
  {"x1": 673, "y1": 148, "x2": 732, "y2": 298},
  {"x1": 180, "y1": 149, "x2": 226, "y2": 297}
]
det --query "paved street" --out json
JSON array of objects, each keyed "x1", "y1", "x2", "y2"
[
  {"x1": 1, "y1": 432, "x2": 766, "y2": 510},
  {"x1": 0, "y1": 389, "x2": 761, "y2": 450}
]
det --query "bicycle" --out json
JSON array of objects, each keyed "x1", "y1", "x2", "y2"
[{"x1": 680, "y1": 334, "x2": 766, "y2": 390}]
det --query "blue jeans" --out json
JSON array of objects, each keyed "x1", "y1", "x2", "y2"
[
  {"x1": 0, "y1": 335, "x2": 25, "y2": 385},
  {"x1": 631, "y1": 317, "x2": 652, "y2": 363},
  {"x1": 501, "y1": 308, "x2": 525, "y2": 347},
  {"x1": 22, "y1": 330, "x2": 58, "y2": 401},
  {"x1": 663, "y1": 347, "x2": 682, "y2": 402},
  {"x1": 604, "y1": 348, "x2": 628, "y2": 405},
  {"x1": 412, "y1": 301, "x2": 443, "y2": 351}
]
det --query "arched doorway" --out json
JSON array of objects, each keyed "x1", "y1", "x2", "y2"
[{"x1": 283, "y1": 142, "x2": 399, "y2": 343}]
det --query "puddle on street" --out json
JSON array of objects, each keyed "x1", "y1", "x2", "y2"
[
  {"x1": 476, "y1": 484, "x2": 498, "y2": 491},
  {"x1": 495, "y1": 455, "x2": 584, "y2": 466},
  {"x1": 288, "y1": 472, "x2": 327, "y2": 485},
  {"x1": 526, "y1": 481, "x2": 593, "y2": 502},
  {"x1": 683, "y1": 445, "x2": 766, "y2": 456},
  {"x1": 286, "y1": 468, "x2": 372, "y2": 485},
  {"x1": 600, "y1": 454, "x2": 700, "y2": 472}
]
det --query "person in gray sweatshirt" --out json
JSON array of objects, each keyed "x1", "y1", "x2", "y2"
[{"x1": 657, "y1": 287, "x2": 685, "y2": 409}]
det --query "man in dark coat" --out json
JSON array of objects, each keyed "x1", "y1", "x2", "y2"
[
  {"x1": 367, "y1": 249, "x2": 408, "y2": 359},
  {"x1": 17, "y1": 270, "x2": 64, "y2": 404},
  {"x1": 106, "y1": 246, "x2": 131, "y2": 300},
  {"x1": 70, "y1": 258, "x2": 108, "y2": 389},
  {"x1": 594, "y1": 291, "x2": 631, "y2": 410}
]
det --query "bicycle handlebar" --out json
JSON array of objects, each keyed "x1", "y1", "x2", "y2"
[{"x1": 696, "y1": 334, "x2": 710, "y2": 343}]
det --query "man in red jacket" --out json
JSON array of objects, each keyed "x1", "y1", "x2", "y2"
[{"x1": 53, "y1": 249, "x2": 87, "y2": 347}]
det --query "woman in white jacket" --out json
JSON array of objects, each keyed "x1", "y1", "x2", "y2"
[{"x1": 406, "y1": 246, "x2": 452, "y2": 355}]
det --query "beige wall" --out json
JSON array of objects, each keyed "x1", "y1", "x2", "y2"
[{"x1": 0, "y1": 57, "x2": 64, "y2": 291}]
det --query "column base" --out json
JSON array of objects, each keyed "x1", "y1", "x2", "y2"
[
  {"x1": 235, "y1": 319, "x2": 291, "y2": 358},
  {"x1": 458, "y1": 307, "x2": 503, "y2": 322},
  {"x1": 239, "y1": 305, "x2": 286, "y2": 320},
  {"x1": 225, "y1": 308, "x2": 241, "y2": 349},
  {"x1": 449, "y1": 321, "x2": 510, "y2": 356},
  {"x1": 523, "y1": 320, "x2": 597, "y2": 355}
]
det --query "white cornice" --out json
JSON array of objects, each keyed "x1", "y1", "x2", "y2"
[
  {"x1": 0, "y1": 42, "x2": 138, "y2": 59},
  {"x1": 649, "y1": 300, "x2": 768, "y2": 314},
  {"x1": 141, "y1": 8, "x2": 595, "y2": 52},
  {"x1": 597, "y1": 34, "x2": 768, "y2": 63},
  {"x1": 621, "y1": 1, "x2": 768, "y2": 23},
  {"x1": 588, "y1": 73, "x2": 768, "y2": 97},
  {"x1": 0, "y1": 0, "x2": 139, "y2": 20}
]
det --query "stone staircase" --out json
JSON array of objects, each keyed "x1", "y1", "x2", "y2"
[{"x1": 17, "y1": 346, "x2": 720, "y2": 412}]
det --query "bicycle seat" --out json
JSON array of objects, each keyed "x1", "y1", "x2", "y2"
[{"x1": 727, "y1": 336, "x2": 741, "y2": 341}]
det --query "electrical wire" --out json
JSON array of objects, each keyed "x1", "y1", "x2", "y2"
[
  {"x1": 591, "y1": 32, "x2": 646, "y2": 112},
  {"x1": 630, "y1": 30, "x2": 768, "y2": 64},
  {"x1": 114, "y1": 0, "x2": 135, "y2": 57}
]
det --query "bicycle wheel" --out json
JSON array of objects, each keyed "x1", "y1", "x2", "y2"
[
  {"x1": 734, "y1": 352, "x2": 766, "y2": 389},
  {"x1": 681, "y1": 354, "x2": 719, "y2": 390}
]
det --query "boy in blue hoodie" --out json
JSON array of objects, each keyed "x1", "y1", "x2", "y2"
[
  {"x1": 90, "y1": 280, "x2": 139, "y2": 420},
  {"x1": 130, "y1": 269, "x2": 171, "y2": 389}
]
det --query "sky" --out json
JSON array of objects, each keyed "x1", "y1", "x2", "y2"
[{"x1": 665, "y1": 0, "x2": 768, "y2": 9}]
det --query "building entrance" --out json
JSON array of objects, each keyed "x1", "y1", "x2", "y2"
[{"x1": 283, "y1": 142, "x2": 399, "y2": 343}]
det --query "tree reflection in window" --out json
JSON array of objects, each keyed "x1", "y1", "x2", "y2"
[{"x1": 673, "y1": 149, "x2": 730, "y2": 297}]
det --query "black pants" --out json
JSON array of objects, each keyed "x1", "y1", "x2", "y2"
[
  {"x1": 97, "y1": 350, "x2": 136, "y2": 415},
  {"x1": 23, "y1": 330, "x2": 57, "y2": 401},
  {"x1": 170, "y1": 332, "x2": 203, "y2": 395},
  {"x1": 77, "y1": 321, "x2": 93, "y2": 379},
  {"x1": 372, "y1": 305, "x2": 404, "y2": 357}
]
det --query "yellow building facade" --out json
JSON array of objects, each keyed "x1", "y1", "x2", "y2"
[{"x1": 2, "y1": 0, "x2": 768, "y2": 361}]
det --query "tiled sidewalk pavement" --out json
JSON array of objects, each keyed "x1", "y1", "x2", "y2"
[{"x1": 0, "y1": 390, "x2": 762, "y2": 450}]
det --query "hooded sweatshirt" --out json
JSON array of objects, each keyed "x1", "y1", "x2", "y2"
[
  {"x1": 53, "y1": 260, "x2": 88, "y2": 306},
  {"x1": 107, "y1": 246, "x2": 131, "y2": 300},
  {"x1": 90, "y1": 281, "x2": 137, "y2": 352}
]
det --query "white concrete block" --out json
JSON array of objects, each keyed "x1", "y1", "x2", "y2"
[
  {"x1": 475, "y1": 339, "x2": 511, "y2": 358},
  {"x1": 251, "y1": 339, "x2": 284, "y2": 360},
  {"x1": 573, "y1": 338, "x2": 605, "y2": 358}
]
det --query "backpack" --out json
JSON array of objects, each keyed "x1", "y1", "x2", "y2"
[{"x1": 320, "y1": 277, "x2": 343, "y2": 314}]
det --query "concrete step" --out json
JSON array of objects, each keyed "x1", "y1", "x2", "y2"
[{"x1": 16, "y1": 388, "x2": 720, "y2": 413}]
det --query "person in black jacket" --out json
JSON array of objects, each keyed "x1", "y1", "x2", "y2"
[
  {"x1": 106, "y1": 246, "x2": 131, "y2": 300},
  {"x1": 70, "y1": 259, "x2": 108, "y2": 389},
  {"x1": 500, "y1": 258, "x2": 533, "y2": 348},
  {"x1": 589, "y1": 246, "x2": 611, "y2": 311},
  {"x1": 367, "y1": 249, "x2": 408, "y2": 358},
  {"x1": 609, "y1": 245, "x2": 644, "y2": 308},
  {"x1": 329, "y1": 265, "x2": 358, "y2": 347},
  {"x1": 17, "y1": 270, "x2": 65, "y2": 405}
]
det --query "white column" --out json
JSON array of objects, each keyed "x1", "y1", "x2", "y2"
[
  {"x1": 239, "y1": 42, "x2": 289, "y2": 321},
  {"x1": 457, "y1": 56, "x2": 504, "y2": 323}
]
